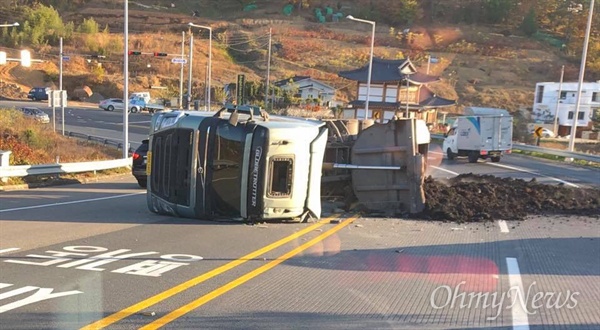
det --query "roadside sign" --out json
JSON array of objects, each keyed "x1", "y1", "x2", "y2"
[
  {"x1": 236, "y1": 74, "x2": 246, "y2": 106},
  {"x1": 62, "y1": 56, "x2": 70, "y2": 61},
  {"x1": 48, "y1": 90, "x2": 68, "y2": 108},
  {"x1": 171, "y1": 57, "x2": 187, "y2": 64},
  {"x1": 534, "y1": 126, "x2": 544, "y2": 138}
]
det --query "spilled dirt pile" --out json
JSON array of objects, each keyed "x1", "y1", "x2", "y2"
[{"x1": 419, "y1": 174, "x2": 600, "y2": 223}]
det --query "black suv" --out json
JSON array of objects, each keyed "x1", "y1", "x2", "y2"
[{"x1": 132, "y1": 139, "x2": 148, "y2": 188}]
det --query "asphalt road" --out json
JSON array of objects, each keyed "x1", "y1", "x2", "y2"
[
  {"x1": 1, "y1": 100, "x2": 599, "y2": 328},
  {"x1": 0, "y1": 100, "x2": 152, "y2": 149},
  {"x1": 0, "y1": 177, "x2": 598, "y2": 329}
]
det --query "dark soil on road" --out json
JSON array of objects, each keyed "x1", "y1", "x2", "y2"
[{"x1": 419, "y1": 174, "x2": 600, "y2": 223}]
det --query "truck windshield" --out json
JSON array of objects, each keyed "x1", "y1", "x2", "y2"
[{"x1": 209, "y1": 121, "x2": 247, "y2": 216}]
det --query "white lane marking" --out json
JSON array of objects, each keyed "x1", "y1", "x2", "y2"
[
  {"x1": 498, "y1": 220, "x2": 509, "y2": 233},
  {"x1": 0, "y1": 192, "x2": 145, "y2": 213},
  {"x1": 487, "y1": 163, "x2": 579, "y2": 188},
  {"x1": 506, "y1": 258, "x2": 529, "y2": 330},
  {"x1": 0, "y1": 248, "x2": 20, "y2": 254},
  {"x1": 430, "y1": 165, "x2": 459, "y2": 176}
]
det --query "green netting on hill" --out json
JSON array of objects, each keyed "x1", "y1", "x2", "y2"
[
  {"x1": 315, "y1": 8, "x2": 325, "y2": 23},
  {"x1": 533, "y1": 32, "x2": 565, "y2": 48},
  {"x1": 243, "y1": 4, "x2": 257, "y2": 11},
  {"x1": 283, "y1": 4, "x2": 293, "y2": 16}
]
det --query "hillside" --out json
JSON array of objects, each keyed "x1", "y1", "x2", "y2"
[{"x1": 0, "y1": 0, "x2": 596, "y2": 115}]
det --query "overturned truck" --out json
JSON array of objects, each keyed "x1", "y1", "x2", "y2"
[
  {"x1": 146, "y1": 106, "x2": 429, "y2": 222},
  {"x1": 322, "y1": 118, "x2": 429, "y2": 215}
]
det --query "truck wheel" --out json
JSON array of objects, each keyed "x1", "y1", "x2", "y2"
[
  {"x1": 130, "y1": 107, "x2": 137, "y2": 113},
  {"x1": 468, "y1": 152, "x2": 479, "y2": 163},
  {"x1": 491, "y1": 156, "x2": 501, "y2": 163},
  {"x1": 137, "y1": 179, "x2": 147, "y2": 188},
  {"x1": 446, "y1": 148, "x2": 455, "y2": 161}
]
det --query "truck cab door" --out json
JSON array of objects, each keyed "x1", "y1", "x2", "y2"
[{"x1": 442, "y1": 127, "x2": 458, "y2": 153}]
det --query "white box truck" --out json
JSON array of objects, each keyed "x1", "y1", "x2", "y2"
[{"x1": 443, "y1": 115, "x2": 513, "y2": 163}]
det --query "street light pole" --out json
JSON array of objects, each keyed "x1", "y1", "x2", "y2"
[
  {"x1": 568, "y1": 0, "x2": 594, "y2": 152},
  {"x1": 179, "y1": 31, "x2": 184, "y2": 109},
  {"x1": 347, "y1": 15, "x2": 375, "y2": 121},
  {"x1": 123, "y1": 0, "x2": 129, "y2": 158},
  {"x1": 59, "y1": 37, "x2": 64, "y2": 135},
  {"x1": 188, "y1": 23, "x2": 212, "y2": 111},
  {"x1": 187, "y1": 30, "x2": 193, "y2": 110},
  {"x1": 0, "y1": 22, "x2": 19, "y2": 28},
  {"x1": 264, "y1": 27, "x2": 272, "y2": 110}
]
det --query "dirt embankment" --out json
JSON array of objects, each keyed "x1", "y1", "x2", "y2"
[{"x1": 418, "y1": 174, "x2": 600, "y2": 223}]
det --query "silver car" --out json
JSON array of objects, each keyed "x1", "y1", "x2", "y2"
[
  {"x1": 99, "y1": 98, "x2": 124, "y2": 111},
  {"x1": 20, "y1": 107, "x2": 50, "y2": 124}
]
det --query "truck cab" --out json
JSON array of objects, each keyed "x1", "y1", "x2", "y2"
[{"x1": 443, "y1": 115, "x2": 513, "y2": 163}]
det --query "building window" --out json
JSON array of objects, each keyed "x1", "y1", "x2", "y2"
[
  {"x1": 568, "y1": 111, "x2": 585, "y2": 120},
  {"x1": 560, "y1": 91, "x2": 567, "y2": 99},
  {"x1": 593, "y1": 92, "x2": 599, "y2": 102},
  {"x1": 536, "y1": 85, "x2": 544, "y2": 103}
]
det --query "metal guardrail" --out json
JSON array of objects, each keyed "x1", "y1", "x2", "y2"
[
  {"x1": 0, "y1": 132, "x2": 134, "y2": 179},
  {"x1": 0, "y1": 158, "x2": 132, "y2": 178},
  {"x1": 65, "y1": 131, "x2": 128, "y2": 150},
  {"x1": 431, "y1": 133, "x2": 600, "y2": 163}
]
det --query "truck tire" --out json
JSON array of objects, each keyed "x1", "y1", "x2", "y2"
[
  {"x1": 491, "y1": 156, "x2": 501, "y2": 163},
  {"x1": 468, "y1": 152, "x2": 479, "y2": 163},
  {"x1": 130, "y1": 107, "x2": 138, "y2": 113},
  {"x1": 446, "y1": 148, "x2": 455, "y2": 161}
]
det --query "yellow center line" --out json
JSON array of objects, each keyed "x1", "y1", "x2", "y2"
[
  {"x1": 80, "y1": 214, "x2": 339, "y2": 330},
  {"x1": 141, "y1": 214, "x2": 358, "y2": 329}
]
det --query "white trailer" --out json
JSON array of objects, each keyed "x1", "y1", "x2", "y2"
[{"x1": 443, "y1": 115, "x2": 513, "y2": 163}]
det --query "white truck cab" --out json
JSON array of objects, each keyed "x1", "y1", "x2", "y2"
[{"x1": 443, "y1": 115, "x2": 513, "y2": 163}]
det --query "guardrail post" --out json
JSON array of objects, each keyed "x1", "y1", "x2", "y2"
[{"x1": 0, "y1": 150, "x2": 12, "y2": 183}]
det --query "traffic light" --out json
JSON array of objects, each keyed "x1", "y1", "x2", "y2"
[
  {"x1": 128, "y1": 51, "x2": 142, "y2": 55},
  {"x1": 153, "y1": 52, "x2": 168, "y2": 57}
]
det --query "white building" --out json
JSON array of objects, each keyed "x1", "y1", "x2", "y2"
[
  {"x1": 532, "y1": 81, "x2": 600, "y2": 132},
  {"x1": 274, "y1": 76, "x2": 336, "y2": 106}
]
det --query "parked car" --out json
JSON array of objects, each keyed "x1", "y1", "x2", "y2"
[
  {"x1": 99, "y1": 98, "x2": 125, "y2": 111},
  {"x1": 132, "y1": 139, "x2": 149, "y2": 188},
  {"x1": 27, "y1": 87, "x2": 50, "y2": 101},
  {"x1": 530, "y1": 127, "x2": 556, "y2": 138},
  {"x1": 20, "y1": 107, "x2": 50, "y2": 123}
]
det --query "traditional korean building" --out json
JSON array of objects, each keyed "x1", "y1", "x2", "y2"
[{"x1": 338, "y1": 57, "x2": 456, "y2": 124}]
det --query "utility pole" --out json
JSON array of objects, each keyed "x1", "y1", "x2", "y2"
[
  {"x1": 187, "y1": 29, "x2": 193, "y2": 110},
  {"x1": 205, "y1": 62, "x2": 209, "y2": 110},
  {"x1": 553, "y1": 65, "x2": 564, "y2": 136},
  {"x1": 264, "y1": 28, "x2": 272, "y2": 110},
  {"x1": 426, "y1": 54, "x2": 430, "y2": 74},
  {"x1": 179, "y1": 31, "x2": 184, "y2": 109},
  {"x1": 568, "y1": 0, "x2": 594, "y2": 152}
]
